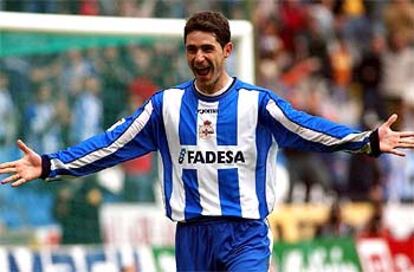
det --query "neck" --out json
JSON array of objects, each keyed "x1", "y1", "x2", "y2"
[
  {"x1": 195, "y1": 72, "x2": 231, "y2": 95},
  {"x1": 195, "y1": 75, "x2": 233, "y2": 97}
]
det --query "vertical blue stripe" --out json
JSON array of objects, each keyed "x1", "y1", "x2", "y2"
[
  {"x1": 255, "y1": 124, "x2": 272, "y2": 218},
  {"x1": 218, "y1": 168, "x2": 242, "y2": 217},
  {"x1": 182, "y1": 169, "x2": 202, "y2": 219},
  {"x1": 159, "y1": 126, "x2": 173, "y2": 219},
  {"x1": 217, "y1": 92, "x2": 238, "y2": 145},
  {"x1": 179, "y1": 91, "x2": 198, "y2": 145},
  {"x1": 155, "y1": 92, "x2": 173, "y2": 219}
]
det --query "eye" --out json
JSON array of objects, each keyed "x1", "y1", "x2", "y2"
[
  {"x1": 186, "y1": 45, "x2": 197, "y2": 54},
  {"x1": 201, "y1": 45, "x2": 215, "y2": 53}
]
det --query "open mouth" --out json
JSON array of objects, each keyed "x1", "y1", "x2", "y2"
[{"x1": 195, "y1": 67, "x2": 210, "y2": 76}]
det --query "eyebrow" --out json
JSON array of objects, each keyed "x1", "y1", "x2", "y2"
[{"x1": 186, "y1": 44, "x2": 216, "y2": 50}]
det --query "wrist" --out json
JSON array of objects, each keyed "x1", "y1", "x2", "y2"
[
  {"x1": 40, "y1": 155, "x2": 51, "y2": 179},
  {"x1": 368, "y1": 129, "x2": 381, "y2": 157}
]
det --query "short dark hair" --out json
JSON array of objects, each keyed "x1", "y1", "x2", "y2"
[{"x1": 184, "y1": 11, "x2": 231, "y2": 48}]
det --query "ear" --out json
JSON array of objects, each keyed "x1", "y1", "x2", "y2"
[{"x1": 223, "y1": 42, "x2": 233, "y2": 58}]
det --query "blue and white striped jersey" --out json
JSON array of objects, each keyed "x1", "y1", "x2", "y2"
[{"x1": 42, "y1": 78, "x2": 374, "y2": 222}]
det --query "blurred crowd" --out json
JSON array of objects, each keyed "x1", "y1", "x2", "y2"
[
  {"x1": 0, "y1": 0, "x2": 414, "y2": 243},
  {"x1": 254, "y1": 0, "x2": 414, "y2": 206}
]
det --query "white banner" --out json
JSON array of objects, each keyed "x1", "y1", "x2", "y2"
[{"x1": 100, "y1": 204, "x2": 176, "y2": 246}]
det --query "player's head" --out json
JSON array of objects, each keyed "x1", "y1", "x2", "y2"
[
  {"x1": 184, "y1": 11, "x2": 233, "y2": 92},
  {"x1": 184, "y1": 11, "x2": 231, "y2": 48}
]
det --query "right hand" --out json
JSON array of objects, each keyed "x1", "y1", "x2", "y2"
[{"x1": 0, "y1": 140, "x2": 42, "y2": 187}]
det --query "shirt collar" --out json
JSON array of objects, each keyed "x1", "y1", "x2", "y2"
[{"x1": 194, "y1": 77, "x2": 234, "y2": 97}]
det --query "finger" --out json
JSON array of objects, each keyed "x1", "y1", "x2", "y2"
[
  {"x1": 0, "y1": 161, "x2": 16, "y2": 169},
  {"x1": 399, "y1": 131, "x2": 414, "y2": 138},
  {"x1": 0, "y1": 167, "x2": 17, "y2": 174},
  {"x1": 17, "y1": 139, "x2": 31, "y2": 155},
  {"x1": 396, "y1": 143, "x2": 414, "y2": 148},
  {"x1": 1, "y1": 174, "x2": 20, "y2": 185},
  {"x1": 384, "y1": 114, "x2": 398, "y2": 128},
  {"x1": 12, "y1": 178, "x2": 27, "y2": 187},
  {"x1": 399, "y1": 139, "x2": 414, "y2": 144},
  {"x1": 389, "y1": 149, "x2": 405, "y2": 157}
]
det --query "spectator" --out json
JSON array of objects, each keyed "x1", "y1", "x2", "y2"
[
  {"x1": 117, "y1": 0, "x2": 156, "y2": 17},
  {"x1": 22, "y1": 0, "x2": 58, "y2": 13},
  {"x1": 383, "y1": 0, "x2": 414, "y2": 45},
  {"x1": 0, "y1": 72, "x2": 17, "y2": 162},
  {"x1": 278, "y1": 0, "x2": 308, "y2": 54},
  {"x1": 60, "y1": 50, "x2": 95, "y2": 100},
  {"x1": 329, "y1": 34, "x2": 354, "y2": 91},
  {"x1": 308, "y1": 0, "x2": 335, "y2": 43},
  {"x1": 298, "y1": 10, "x2": 331, "y2": 78},
  {"x1": 354, "y1": 34, "x2": 387, "y2": 120},
  {"x1": 1, "y1": 57, "x2": 32, "y2": 116},
  {"x1": 25, "y1": 83, "x2": 63, "y2": 154},
  {"x1": 315, "y1": 200, "x2": 355, "y2": 238},
  {"x1": 358, "y1": 200, "x2": 392, "y2": 239},
  {"x1": 386, "y1": 98, "x2": 414, "y2": 202},
  {"x1": 341, "y1": 0, "x2": 372, "y2": 54},
  {"x1": 52, "y1": 186, "x2": 75, "y2": 244},
  {"x1": 381, "y1": 30, "x2": 414, "y2": 129},
  {"x1": 70, "y1": 76, "x2": 103, "y2": 144},
  {"x1": 285, "y1": 149, "x2": 332, "y2": 203},
  {"x1": 79, "y1": 0, "x2": 100, "y2": 16},
  {"x1": 99, "y1": 0, "x2": 117, "y2": 16},
  {"x1": 99, "y1": 47, "x2": 131, "y2": 129},
  {"x1": 53, "y1": 176, "x2": 104, "y2": 244}
]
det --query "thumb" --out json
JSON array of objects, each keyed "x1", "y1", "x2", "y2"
[
  {"x1": 384, "y1": 114, "x2": 398, "y2": 128},
  {"x1": 17, "y1": 139, "x2": 32, "y2": 155}
]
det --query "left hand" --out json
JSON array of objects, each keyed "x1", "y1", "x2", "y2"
[{"x1": 378, "y1": 114, "x2": 414, "y2": 156}]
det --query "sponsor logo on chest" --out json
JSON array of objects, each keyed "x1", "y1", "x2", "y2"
[{"x1": 178, "y1": 148, "x2": 246, "y2": 164}]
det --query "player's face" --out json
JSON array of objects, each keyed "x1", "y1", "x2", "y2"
[{"x1": 185, "y1": 31, "x2": 232, "y2": 94}]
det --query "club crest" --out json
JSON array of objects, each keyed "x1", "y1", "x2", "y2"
[{"x1": 199, "y1": 120, "x2": 215, "y2": 139}]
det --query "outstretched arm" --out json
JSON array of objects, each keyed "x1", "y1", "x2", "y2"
[
  {"x1": 0, "y1": 97, "x2": 160, "y2": 187},
  {"x1": 262, "y1": 91, "x2": 414, "y2": 156},
  {"x1": 378, "y1": 114, "x2": 414, "y2": 156},
  {"x1": 0, "y1": 140, "x2": 42, "y2": 187}
]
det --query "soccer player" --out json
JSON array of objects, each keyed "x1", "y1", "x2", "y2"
[{"x1": 1, "y1": 11, "x2": 414, "y2": 271}]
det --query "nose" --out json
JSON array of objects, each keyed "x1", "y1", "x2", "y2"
[{"x1": 194, "y1": 50, "x2": 205, "y2": 63}]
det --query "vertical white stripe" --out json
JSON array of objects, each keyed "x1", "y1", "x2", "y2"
[
  {"x1": 265, "y1": 139, "x2": 278, "y2": 213},
  {"x1": 197, "y1": 100, "x2": 221, "y2": 215},
  {"x1": 237, "y1": 89, "x2": 260, "y2": 218},
  {"x1": 196, "y1": 101, "x2": 221, "y2": 215},
  {"x1": 163, "y1": 89, "x2": 185, "y2": 221},
  {"x1": 156, "y1": 151, "x2": 165, "y2": 210},
  {"x1": 197, "y1": 166, "x2": 221, "y2": 216},
  {"x1": 0, "y1": 248, "x2": 9, "y2": 272}
]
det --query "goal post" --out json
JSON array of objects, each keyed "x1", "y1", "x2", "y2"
[{"x1": 0, "y1": 11, "x2": 255, "y2": 84}]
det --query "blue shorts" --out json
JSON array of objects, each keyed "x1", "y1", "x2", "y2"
[{"x1": 175, "y1": 217, "x2": 272, "y2": 272}]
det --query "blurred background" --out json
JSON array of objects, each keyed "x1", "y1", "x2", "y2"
[{"x1": 0, "y1": 0, "x2": 413, "y2": 271}]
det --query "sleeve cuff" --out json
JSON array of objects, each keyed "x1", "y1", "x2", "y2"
[
  {"x1": 40, "y1": 155, "x2": 51, "y2": 179},
  {"x1": 368, "y1": 129, "x2": 381, "y2": 157}
]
